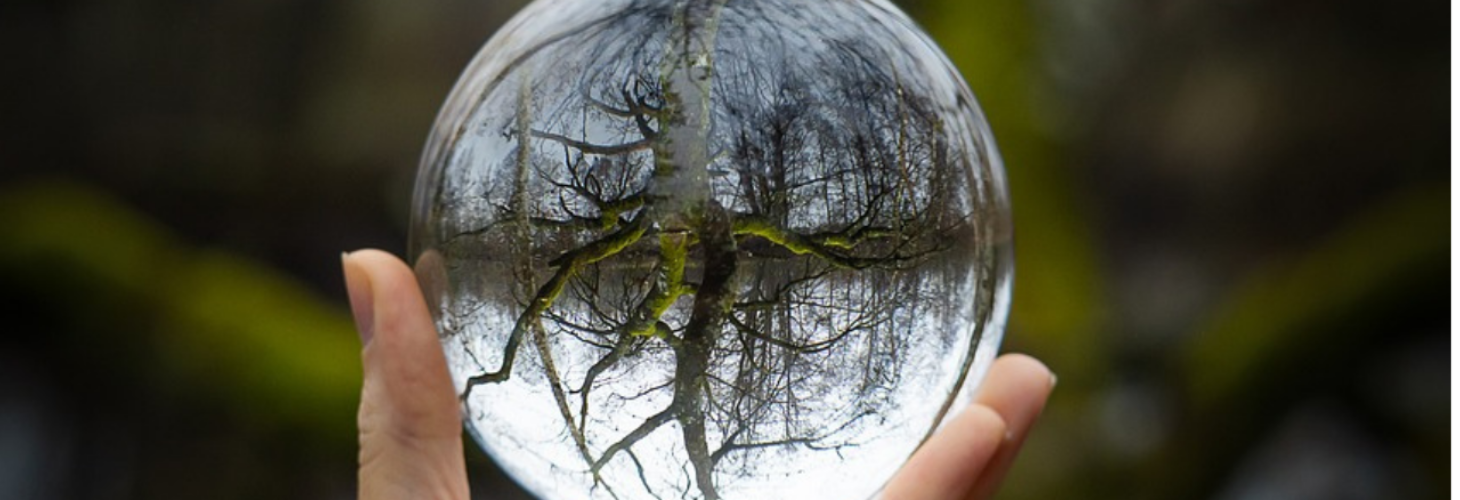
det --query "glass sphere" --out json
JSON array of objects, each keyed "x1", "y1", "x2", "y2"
[{"x1": 409, "y1": 0, "x2": 1012, "y2": 499}]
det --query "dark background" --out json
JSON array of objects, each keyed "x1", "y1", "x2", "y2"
[{"x1": 0, "y1": 0, "x2": 1448, "y2": 499}]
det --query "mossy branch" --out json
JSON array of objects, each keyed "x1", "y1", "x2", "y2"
[
  {"x1": 732, "y1": 217, "x2": 883, "y2": 269},
  {"x1": 462, "y1": 214, "x2": 649, "y2": 397},
  {"x1": 574, "y1": 232, "x2": 693, "y2": 435}
]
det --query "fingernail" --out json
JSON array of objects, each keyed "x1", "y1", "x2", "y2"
[
  {"x1": 342, "y1": 252, "x2": 375, "y2": 345},
  {"x1": 1049, "y1": 372, "x2": 1058, "y2": 389}
]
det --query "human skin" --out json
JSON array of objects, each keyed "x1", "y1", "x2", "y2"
[{"x1": 343, "y1": 249, "x2": 1053, "y2": 500}]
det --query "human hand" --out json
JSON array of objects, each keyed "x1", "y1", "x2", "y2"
[{"x1": 343, "y1": 249, "x2": 1053, "y2": 500}]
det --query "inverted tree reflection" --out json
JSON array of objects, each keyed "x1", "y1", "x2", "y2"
[{"x1": 425, "y1": 2, "x2": 995, "y2": 498}]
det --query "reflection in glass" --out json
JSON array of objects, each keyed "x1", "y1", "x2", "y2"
[{"x1": 409, "y1": 0, "x2": 1011, "y2": 498}]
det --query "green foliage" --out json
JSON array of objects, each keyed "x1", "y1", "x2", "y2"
[
  {"x1": 0, "y1": 180, "x2": 360, "y2": 445},
  {"x1": 1185, "y1": 186, "x2": 1449, "y2": 407}
]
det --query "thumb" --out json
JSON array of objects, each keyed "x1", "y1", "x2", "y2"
[{"x1": 343, "y1": 250, "x2": 470, "y2": 500}]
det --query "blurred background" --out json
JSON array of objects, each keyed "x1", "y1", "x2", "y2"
[{"x1": 0, "y1": 0, "x2": 1448, "y2": 499}]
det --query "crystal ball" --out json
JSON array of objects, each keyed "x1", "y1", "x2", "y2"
[{"x1": 408, "y1": 0, "x2": 1012, "y2": 498}]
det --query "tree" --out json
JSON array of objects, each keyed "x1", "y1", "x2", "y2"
[{"x1": 419, "y1": 1, "x2": 1002, "y2": 498}]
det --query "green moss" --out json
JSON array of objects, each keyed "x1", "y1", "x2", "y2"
[
  {"x1": 814, "y1": 228, "x2": 895, "y2": 249},
  {"x1": 731, "y1": 218, "x2": 814, "y2": 255},
  {"x1": 628, "y1": 232, "x2": 691, "y2": 337},
  {"x1": 579, "y1": 223, "x2": 649, "y2": 266},
  {"x1": 598, "y1": 195, "x2": 645, "y2": 230}
]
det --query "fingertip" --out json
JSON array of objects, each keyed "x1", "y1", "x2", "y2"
[
  {"x1": 961, "y1": 353, "x2": 1054, "y2": 500},
  {"x1": 979, "y1": 354, "x2": 1055, "y2": 427},
  {"x1": 342, "y1": 251, "x2": 376, "y2": 345},
  {"x1": 994, "y1": 353, "x2": 1055, "y2": 390},
  {"x1": 344, "y1": 249, "x2": 417, "y2": 304},
  {"x1": 345, "y1": 250, "x2": 433, "y2": 350},
  {"x1": 347, "y1": 248, "x2": 457, "y2": 434}
]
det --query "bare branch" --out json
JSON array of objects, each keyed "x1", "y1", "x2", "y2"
[
  {"x1": 532, "y1": 129, "x2": 654, "y2": 156},
  {"x1": 592, "y1": 408, "x2": 675, "y2": 473}
]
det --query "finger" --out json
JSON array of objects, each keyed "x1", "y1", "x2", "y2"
[
  {"x1": 965, "y1": 353, "x2": 1055, "y2": 500},
  {"x1": 344, "y1": 249, "x2": 469, "y2": 500},
  {"x1": 881, "y1": 404, "x2": 1008, "y2": 500}
]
